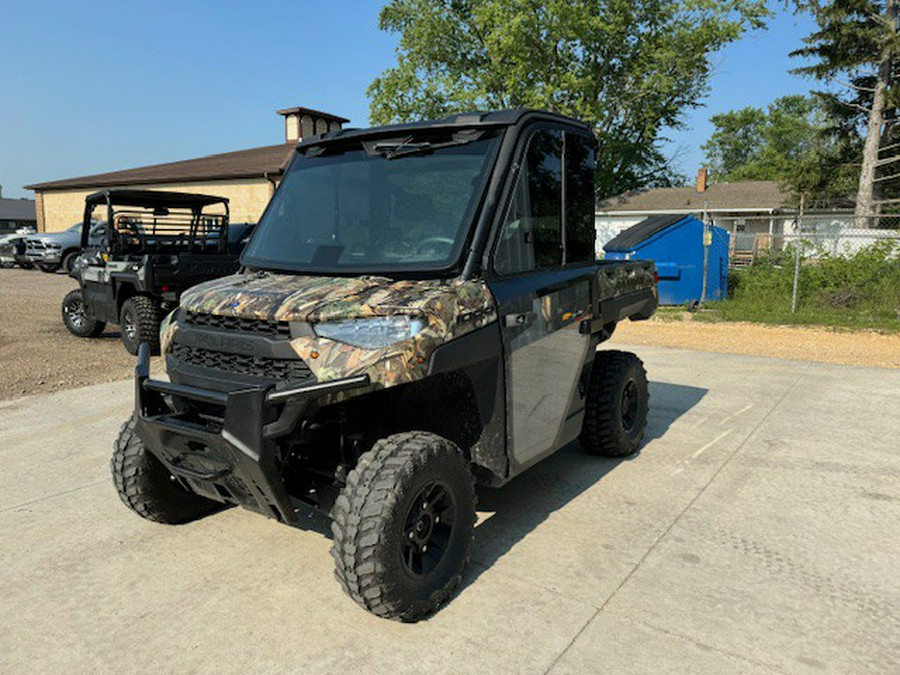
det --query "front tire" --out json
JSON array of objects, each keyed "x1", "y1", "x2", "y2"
[
  {"x1": 111, "y1": 417, "x2": 220, "y2": 524},
  {"x1": 581, "y1": 350, "x2": 649, "y2": 457},
  {"x1": 331, "y1": 431, "x2": 476, "y2": 622},
  {"x1": 61, "y1": 289, "x2": 105, "y2": 337},
  {"x1": 120, "y1": 296, "x2": 161, "y2": 355},
  {"x1": 61, "y1": 250, "x2": 80, "y2": 274}
]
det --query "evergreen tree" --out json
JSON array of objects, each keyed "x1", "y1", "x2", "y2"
[{"x1": 792, "y1": 0, "x2": 900, "y2": 221}]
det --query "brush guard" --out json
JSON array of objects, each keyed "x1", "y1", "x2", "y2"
[{"x1": 132, "y1": 343, "x2": 369, "y2": 525}]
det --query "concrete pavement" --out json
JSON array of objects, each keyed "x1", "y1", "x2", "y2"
[{"x1": 1, "y1": 345, "x2": 898, "y2": 673}]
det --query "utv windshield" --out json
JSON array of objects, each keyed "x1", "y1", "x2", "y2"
[{"x1": 242, "y1": 130, "x2": 501, "y2": 274}]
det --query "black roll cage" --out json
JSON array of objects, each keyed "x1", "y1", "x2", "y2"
[{"x1": 81, "y1": 189, "x2": 231, "y2": 255}]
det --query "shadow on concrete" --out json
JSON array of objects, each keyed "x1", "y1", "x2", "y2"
[
  {"x1": 460, "y1": 381, "x2": 707, "y2": 591},
  {"x1": 288, "y1": 381, "x2": 707, "y2": 593}
]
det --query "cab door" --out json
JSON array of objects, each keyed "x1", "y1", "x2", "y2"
[{"x1": 487, "y1": 127, "x2": 599, "y2": 474}]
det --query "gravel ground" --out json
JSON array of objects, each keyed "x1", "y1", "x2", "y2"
[
  {"x1": 0, "y1": 268, "x2": 139, "y2": 400},
  {"x1": 615, "y1": 315, "x2": 900, "y2": 369},
  {"x1": 1, "y1": 267, "x2": 897, "y2": 402}
]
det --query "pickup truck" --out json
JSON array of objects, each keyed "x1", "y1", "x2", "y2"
[
  {"x1": 0, "y1": 230, "x2": 35, "y2": 268},
  {"x1": 112, "y1": 108, "x2": 657, "y2": 621},
  {"x1": 26, "y1": 221, "x2": 108, "y2": 273}
]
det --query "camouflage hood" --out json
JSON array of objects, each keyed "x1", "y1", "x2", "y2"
[
  {"x1": 180, "y1": 272, "x2": 493, "y2": 324},
  {"x1": 175, "y1": 271, "x2": 498, "y2": 389}
]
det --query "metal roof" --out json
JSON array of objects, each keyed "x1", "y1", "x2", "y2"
[
  {"x1": 0, "y1": 197, "x2": 37, "y2": 221},
  {"x1": 84, "y1": 189, "x2": 228, "y2": 209}
]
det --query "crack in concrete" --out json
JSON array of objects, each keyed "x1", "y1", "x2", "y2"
[{"x1": 1, "y1": 479, "x2": 108, "y2": 513}]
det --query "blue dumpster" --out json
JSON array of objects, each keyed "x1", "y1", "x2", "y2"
[{"x1": 603, "y1": 214, "x2": 730, "y2": 306}]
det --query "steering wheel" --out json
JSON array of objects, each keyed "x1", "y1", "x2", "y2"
[
  {"x1": 416, "y1": 237, "x2": 455, "y2": 257},
  {"x1": 382, "y1": 240, "x2": 416, "y2": 257},
  {"x1": 347, "y1": 242, "x2": 368, "y2": 257}
]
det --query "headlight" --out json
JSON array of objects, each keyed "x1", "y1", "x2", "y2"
[{"x1": 314, "y1": 316, "x2": 425, "y2": 349}]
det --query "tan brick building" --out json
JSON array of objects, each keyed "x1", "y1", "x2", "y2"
[{"x1": 26, "y1": 106, "x2": 348, "y2": 232}]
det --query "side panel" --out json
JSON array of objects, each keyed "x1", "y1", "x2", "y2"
[{"x1": 489, "y1": 267, "x2": 596, "y2": 475}]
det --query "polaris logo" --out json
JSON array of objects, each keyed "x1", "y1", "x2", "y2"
[{"x1": 189, "y1": 331, "x2": 257, "y2": 353}]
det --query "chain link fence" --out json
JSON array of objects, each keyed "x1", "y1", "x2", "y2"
[
  {"x1": 714, "y1": 213, "x2": 900, "y2": 269},
  {"x1": 712, "y1": 213, "x2": 899, "y2": 317}
]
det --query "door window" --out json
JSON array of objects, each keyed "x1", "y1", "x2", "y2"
[
  {"x1": 494, "y1": 129, "x2": 563, "y2": 274},
  {"x1": 565, "y1": 133, "x2": 597, "y2": 263}
]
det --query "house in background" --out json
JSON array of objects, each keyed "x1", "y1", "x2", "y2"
[
  {"x1": 0, "y1": 188, "x2": 37, "y2": 234},
  {"x1": 596, "y1": 170, "x2": 795, "y2": 265},
  {"x1": 25, "y1": 106, "x2": 349, "y2": 233}
]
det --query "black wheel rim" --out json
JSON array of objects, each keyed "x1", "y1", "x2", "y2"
[
  {"x1": 401, "y1": 481, "x2": 455, "y2": 577},
  {"x1": 65, "y1": 298, "x2": 87, "y2": 329},
  {"x1": 122, "y1": 309, "x2": 137, "y2": 343},
  {"x1": 621, "y1": 379, "x2": 639, "y2": 432}
]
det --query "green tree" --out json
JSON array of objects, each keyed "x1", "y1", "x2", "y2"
[
  {"x1": 367, "y1": 0, "x2": 770, "y2": 199},
  {"x1": 791, "y1": 0, "x2": 900, "y2": 221},
  {"x1": 701, "y1": 94, "x2": 859, "y2": 203}
]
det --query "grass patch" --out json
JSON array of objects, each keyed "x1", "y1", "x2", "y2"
[{"x1": 703, "y1": 240, "x2": 900, "y2": 332}]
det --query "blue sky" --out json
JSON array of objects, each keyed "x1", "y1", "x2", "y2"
[{"x1": 0, "y1": 1, "x2": 816, "y2": 199}]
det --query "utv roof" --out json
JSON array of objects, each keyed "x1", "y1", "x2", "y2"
[
  {"x1": 84, "y1": 189, "x2": 229, "y2": 209},
  {"x1": 296, "y1": 108, "x2": 591, "y2": 149}
]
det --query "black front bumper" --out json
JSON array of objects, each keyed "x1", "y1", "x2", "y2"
[{"x1": 133, "y1": 344, "x2": 368, "y2": 525}]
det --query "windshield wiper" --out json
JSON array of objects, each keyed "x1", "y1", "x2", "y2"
[{"x1": 370, "y1": 129, "x2": 485, "y2": 160}]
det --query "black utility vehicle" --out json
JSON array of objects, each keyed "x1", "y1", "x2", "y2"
[
  {"x1": 113, "y1": 109, "x2": 658, "y2": 621},
  {"x1": 62, "y1": 189, "x2": 253, "y2": 354}
]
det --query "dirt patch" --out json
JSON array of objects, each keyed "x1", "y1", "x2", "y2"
[
  {"x1": 2, "y1": 268, "x2": 897, "y2": 402},
  {"x1": 615, "y1": 317, "x2": 900, "y2": 369},
  {"x1": 0, "y1": 268, "x2": 140, "y2": 400}
]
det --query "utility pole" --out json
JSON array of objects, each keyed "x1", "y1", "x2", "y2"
[
  {"x1": 791, "y1": 194, "x2": 807, "y2": 314},
  {"x1": 700, "y1": 200, "x2": 710, "y2": 307},
  {"x1": 856, "y1": 0, "x2": 898, "y2": 228}
]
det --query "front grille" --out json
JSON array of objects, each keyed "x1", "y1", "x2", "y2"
[
  {"x1": 184, "y1": 310, "x2": 291, "y2": 338},
  {"x1": 173, "y1": 343, "x2": 315, "y2": 383},
  {"x1": 26, "y1": 240, "x2": 46, "y2": 251}
]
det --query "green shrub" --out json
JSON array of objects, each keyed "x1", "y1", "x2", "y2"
[{"x1": 707, "y1": 240, "x2": 900, "y2": 331}]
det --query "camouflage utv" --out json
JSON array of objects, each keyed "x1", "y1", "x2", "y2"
[{"x1": 113, "y1": 109, "x2": 658, "y2": 621}]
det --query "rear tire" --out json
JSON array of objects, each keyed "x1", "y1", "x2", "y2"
[
  {"x1": 61, "y1": 289, "x2": 105, "y2": 337},
  {"x1": 111, "y1": 417, "x2": 220, "y2": 524},
  {"x1": 581, "y1": 350, "x2": 649, "y2": 457},
  {"x1": 120, "y1": 296, "x2": 161, "y2": 355},
  {"x1": 331, "y1": 431, "x2": 476, "y2": 622}
]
